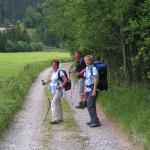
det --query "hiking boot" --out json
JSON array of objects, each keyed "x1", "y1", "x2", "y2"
[
  {"x1": 89, "y1": 122, "x2": 101, "y2": 128},
  {"x1": 59, "y1": 120, "x2": 64, "y2": 123},
  {"x1": 87, "y1": 121, "x2": 93, "y2": 125},
  {"x1": 50, "y1": 121, "x2": 59, "y2": 124},
  {"x1": 75, "y1": 102, "x2": 84, "y2": 109},
  {"x1": 83, "y1": 101, "x2": 87, "y2": 107}
]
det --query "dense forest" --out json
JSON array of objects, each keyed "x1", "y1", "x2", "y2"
[
  {"x1": 39, "y1": 0, "x2": 150, "y2": 84},
  {"x1": 0, "y1": 0, "x2": 42, "y2": 23},
  {"x1": 0, "y1": 0, "x2": 43, "y2": 52}
]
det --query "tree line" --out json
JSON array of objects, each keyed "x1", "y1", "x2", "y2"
[
  {"x1": 0, "y1": 0, "x2": 44, "y2": 52},
  {"x1": 39, "y1": 0, "x2": 150, "y2": 84},
  {"x1": 0, "y1": 23, "x2": 43, "y2": 52},
  {"x1": 0, "y1": 0, "x2": 42, "y2": 24}
]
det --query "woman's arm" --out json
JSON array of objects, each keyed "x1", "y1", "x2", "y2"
[{"x1": 42, "y1": 78, "x2": 51, "y2": 85}]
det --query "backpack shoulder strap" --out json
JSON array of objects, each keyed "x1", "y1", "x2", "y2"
[
  {"x1": 90, "y1": 67, "x2": 93, "y2": 76},
  {"x1": 58, "y1": 70, "x2": 68, "y2": 80},
  {"x1": 90, "y1": 65, "x2": 95, "y2": 76},
  {"x1": 58, "y1": 70, "x2": 63, "y2": 81},
  {"x1": 58, "y1": 70, "x2": 61, "y2": 80},
  {"x1": 91, "y1": 65, "x2": 99, "y2": 77}
]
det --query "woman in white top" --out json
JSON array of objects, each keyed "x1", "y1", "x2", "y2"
[{"x1": 42, "y1": 59, "x2": 67, "y2": 124}]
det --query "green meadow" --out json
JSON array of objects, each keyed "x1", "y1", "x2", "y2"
[{"x1": 0, "y1": 51, "x2": 71, "y2": 78}]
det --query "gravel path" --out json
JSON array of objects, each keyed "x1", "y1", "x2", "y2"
[{"x1": 0, "y1": 63, "x2": 142, "y2": 150}]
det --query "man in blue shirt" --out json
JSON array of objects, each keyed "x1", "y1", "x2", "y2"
[{"x1": 84, "y1": 55, "x2": 101, "y2": 127}]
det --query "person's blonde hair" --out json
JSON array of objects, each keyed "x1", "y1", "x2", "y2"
[{"x1": 84, "y1": 55, "x2": 93, "y2": 62}]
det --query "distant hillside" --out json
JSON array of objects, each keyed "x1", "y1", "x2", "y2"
[{"x1": 0, "y1": 0, "x2": 42, "y2": 23}]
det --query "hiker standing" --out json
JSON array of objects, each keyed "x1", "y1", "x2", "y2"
[
  {"x1": 70, "y1": 51, "x2": 87, "y2": 109},
  {"x1": 42, "y1": 59, "x2": 67, "y2": 124},
  {"x1": 84, "y1": 55, "x2": 101, "y2": 127}
]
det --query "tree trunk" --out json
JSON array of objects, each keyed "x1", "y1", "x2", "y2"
[{"x1": 121, "y1": 30, "x2": 129, "y2": 84}]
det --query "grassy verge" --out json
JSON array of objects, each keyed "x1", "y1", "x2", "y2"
[
  {"x1": 0, "y1": 61, "x2": 49, "y2": 135},
  {"x1": 62, "y1": 100, "x2": 86, "y2": 148},
  {"x1": 62, "y1": 100, "x2": 77, "y2": 130},
  {"x1": 97, "y1": 84, "x2": 150, "y2": 149}
]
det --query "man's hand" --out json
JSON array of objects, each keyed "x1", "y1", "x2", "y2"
[{"x1": 92, "y1": 75, "x2": 98, "y2": 97}]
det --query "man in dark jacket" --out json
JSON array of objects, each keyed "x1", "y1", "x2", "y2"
[{"x1": 70, "y1": 51, "x2": 87, "y2": 109}]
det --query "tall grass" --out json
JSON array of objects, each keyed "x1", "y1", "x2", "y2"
[
  {"x1": 0, "y1": 61, "x2": 49, "y2": 135},
  {"x1": 97, "y1": 84, "x2": 150, "y2": 149}
]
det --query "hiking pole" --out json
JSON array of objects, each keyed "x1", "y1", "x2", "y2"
[
  {"x1": 42, "y1": 80, "x2": 51, "y2": 125},
  {"x1": 68, "y1": 69, "x2": 73, "y2": 100},
  {"x1": 71, "y1": 76, "x2": 78, "y2": 100},
  {"x1": 69, "y1": 67, "x2": 78, "y2": 99},
  {"x1": 72, "y1": 77, "x2": 78, "y2": 90},
  {"x1": 43, "y1": 97, "x2": 51, "y2": 125}
]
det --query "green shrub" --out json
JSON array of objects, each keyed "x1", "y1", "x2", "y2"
[
  {"x1": 16, "y1": 41, "x2": 29, "y2": 52},
  {"x1": 5, "y1": 40, "x2": 30, "y2": 52},
  {"x1": 5, "y1": 40, "x2": 16, "y2": 52},
  {"x1": 29, "y1": 42, "x2": 44, "y2": 51}
]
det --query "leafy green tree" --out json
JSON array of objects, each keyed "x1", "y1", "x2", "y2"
[
  {"x1": 5, "y1": 40, "x2": 16, "y2": 52},
  {"x1": 39, "y1": 0, "x2": 150, "y2": 83}
]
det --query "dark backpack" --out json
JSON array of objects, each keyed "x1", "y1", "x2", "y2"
[
  {"x1": 58, "y1": 70, "x2": 71, "y2": 91},
  {"x1": 91, "y1": 61, "x2": 108, "y2": 91}
]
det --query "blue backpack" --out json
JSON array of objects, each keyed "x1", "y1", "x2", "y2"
[{"x1": 91, "y1": 61, "x2": 108, "y2": 91}]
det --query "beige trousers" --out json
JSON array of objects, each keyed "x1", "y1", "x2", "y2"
[{"x1": 51, "y1": 89, "x2": 63, "y2": 122}]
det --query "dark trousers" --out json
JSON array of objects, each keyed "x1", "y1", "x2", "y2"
[{"x1": 86, "y1": 91, "x2": 99, "y2": 123}]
